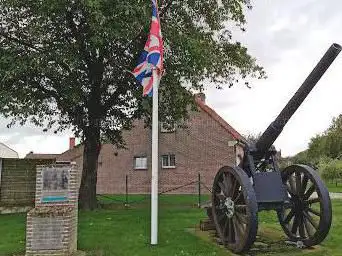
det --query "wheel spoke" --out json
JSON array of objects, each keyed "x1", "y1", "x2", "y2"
[
  {"x1": 234, "y1": 191, "x2": 242, "y2": 203},
  {"x1": 223, "y1": 172, "x2": 229, "y2": 183},
  {"x1": 235, "y1": 205, "x2": 247, "y2": 213},
  {"x1": 215, "y1": 193, "x2": 225, "y2": 201},
  {"x1": 217, "y1": 212, "x2": 226, "y2": 223},
  {"x1": 307, "y1": 197, "x2": 320, "y2": 204},
  {"x1": 304, "y1": 184, "x2": 316, "y2": 200},
  {"x1": 301, "y1": 175, "x2": 309, "y2": 196},
  {"x1": 291, "y1": 214, "x2": 300, "y2": 234},
  {"x1": 307, "y1": 207, "x2": 321, "y2": 217},
  {"x1": 218, "y1": 181, "x2": 226, "y2": 195},
  {"x1": 295, "y1": 172, "x2": 302, "y2": 196},
  {"x1": 304, "y1": 216, "x2": 315, "y2": 237},
  {"x1": 231, "y1": 178, "x2": 238, "y2": 199},
  {"x1": 235, "y1": 212, "x2": 248, "y2": 224},
  {"x1": 234, "y1": 191, "x2": 243, "y2": 203},
  {"x1": 223, "y1": 173, "x2": 233, "y2": 196},
  {"x1": 214, "y1": 203, "x2": 225, "y2": 212},
  {"x1": 299, "y1": 215, "x2": 306, "y2": 238},
  {"x1": 223, "y1": 217, "x2": 229, "y2": 237},
  {"x1": 227, "y1": 219, "x2": 235, "y2": 243},
  {"x1": 286, "y1": 185, "x2": 296, "y2": 198},
  {"x1": 283, "y1": 209, "x2": 295, "y2": 224},
  {"x1": 303, "y1": 211, "x2": 319, "y2": 230},
  {"x1": 289, "y1": 175, "x2": 297, "y2": 195},
  {"x1": 233, "y1": 216, "x2": 244, "y2": 243}
]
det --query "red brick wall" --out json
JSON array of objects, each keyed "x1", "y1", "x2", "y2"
[
  {"x1": 95, "y1": 105, "x2": 238, "y2": 194},
  {"x1": 58, "y1": 104, "x2": 239, "y2": 194}
]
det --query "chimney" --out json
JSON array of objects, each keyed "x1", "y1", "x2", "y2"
[
  {"x1": 195, "y1": 92, "x2": 206, "y2": 103},
  {"x1": 69, "y1": 137, "x2": 75, "y2": 149}
]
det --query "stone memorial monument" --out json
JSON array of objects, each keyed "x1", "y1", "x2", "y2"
[{"x1": 26, "y1": 163, "x2": 80, "y2": 256}]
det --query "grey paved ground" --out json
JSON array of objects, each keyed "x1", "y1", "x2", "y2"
[
  {"x1": 310, "y1": 192, "x2": 342, "y2": 199},
  {"x1": 329, "y1": 192, "x2": 342, "y2": 199}
]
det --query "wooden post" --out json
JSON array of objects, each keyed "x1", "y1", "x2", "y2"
[
  {"x1": 125, "y1": 175, "x2": 128, "y2": 206},
  {"x1": 198, "y1": 173, "x2": 201, "y2": 208}
]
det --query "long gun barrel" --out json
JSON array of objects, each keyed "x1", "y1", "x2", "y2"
[{"x1": 255, "y1": 43, "x2": 342, "y2": 157}]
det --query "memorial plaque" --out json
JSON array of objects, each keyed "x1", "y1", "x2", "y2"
[
  {"x1": 41, "y1": 167, "x2": 70, "y2": 203},
  {"x1": 26, "y1": 164, "x2": 79, "y2": 255},
  {"x1": 31, "y1": 217, "x2": 63, "y2": 250}
]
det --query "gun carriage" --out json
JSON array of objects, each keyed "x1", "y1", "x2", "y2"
[{"x1": 209, "y1": 43, "x2": 341, "y2": 253}]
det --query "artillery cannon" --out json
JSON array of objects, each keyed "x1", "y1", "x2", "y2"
[{"x1": 209, "y1": 43, "x2": 341, "y2": 253}]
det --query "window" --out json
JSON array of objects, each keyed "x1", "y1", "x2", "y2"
[
  {"x1": 134, "y1": 156, "x2": 147, "y2": 170},
  {"x1": 161, "y1": 154, "x2": 176, "y2": 168}
]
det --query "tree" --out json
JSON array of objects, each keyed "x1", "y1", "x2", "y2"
[
  {"x1": 278, "y1": 150, "x2": 311, "y2": 170},
  {"x1": 0, "y1": 0, "x2": 265, "y2": 209},
  {"x1": 308, "y1": 114, "x2": 342, "y2": 160},
  {"x1": 318, "y1": 158, "x2": 342, "y2": 186},
  {"x1": 245, "y1": 132, "x2": 262, "y2": 144}
]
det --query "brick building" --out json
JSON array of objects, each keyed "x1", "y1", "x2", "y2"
[{"x1": 58, "y1": 94, "x2": 246, "y2": 194}]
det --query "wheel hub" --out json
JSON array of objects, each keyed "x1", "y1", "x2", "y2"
[
  {"x1": 292, "y1": 195, "x2": 305, "y2": 212},
  {"x1": 224, "y1": 197, "x2": 235, "y2": 218}
]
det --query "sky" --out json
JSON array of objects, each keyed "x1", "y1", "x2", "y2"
[
  {"x1": 206, "y1": 0, "x2": 342, "y2": 156},
  {"x1": 1, "y1": 0, "x2": 342, "y2": 158}
]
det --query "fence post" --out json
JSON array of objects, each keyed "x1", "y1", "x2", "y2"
[
  {"x1": 0, "y1": 159, "x2": 2, "y2": 200},
  {"x1": 125, "y1": 175, "x2": 128, "y2": 206},
  {"x1": 198, "y1": 173, "x2": 201, "y2": 208}
]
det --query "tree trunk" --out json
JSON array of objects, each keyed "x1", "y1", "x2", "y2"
[{"x1": 79, "y1": 126, "x2": 101, "y2": 210}]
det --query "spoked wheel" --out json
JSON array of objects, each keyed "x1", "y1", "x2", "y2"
[
  {"x1": 212, "y1": 166, "x2": 258, "y2": 253},
  {"x1": 277, "y1": 164, "x2": 332, "y2": 247}
]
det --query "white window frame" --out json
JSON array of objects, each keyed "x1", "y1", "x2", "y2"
[
  {"x1": 134, "y1": 156, "x2": 148, "y2": 170},
  {"x1": 161, "y1": 154, "x2": 176, "y2": 169}
]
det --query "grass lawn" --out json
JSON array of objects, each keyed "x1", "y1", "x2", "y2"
[
  {"x1": 1, "y1": 195, "x2": 342, "y2": 256},
  {"x1": 326, "y1": 182, "x2": 342, "y2": 193}
]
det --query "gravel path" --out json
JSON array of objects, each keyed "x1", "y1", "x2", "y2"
[
  {"x1": 329, "y1": 192, "x2": 342, "y2": 199},
  {"x1": 311, "y1": 192, "x2": 342, "y2": 199}
]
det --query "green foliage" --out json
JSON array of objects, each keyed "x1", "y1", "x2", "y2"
[
  {"x1": 0, "y1": 0, "x2": 265, "y2": 140},
  {"x1": 292, "y1": 150, "x2": 310, "y2": 164},
  {"x1": 288, "y1": 150, "x2": 319, "y2": 167},
  {"x1": 0, "y1": 0, "x2": 265, "y2": 208},
  {"x1": 307, "y1": 114, "x2": 342, "y2": 160},
  {"x1": 317, "y1": 158, "x2": 342, "y2": 183}
]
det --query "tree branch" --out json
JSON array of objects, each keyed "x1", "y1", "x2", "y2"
[
  {"x1": 66, "y1": 8, "x2": 92, "y2": 69},
  {"x1": 0, "y1": 31, "x2": 42, "y2": 52},
  {"x1": 159, "y1": 0, "x2": 174, "y2": 18},
  {"x1": 0, "y1": 31, "x2": 73, "y2": 74}
]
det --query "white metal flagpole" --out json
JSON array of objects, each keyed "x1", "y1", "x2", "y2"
[{"x1": 151, "y1": 68, "x2": 160, "y2": 245}]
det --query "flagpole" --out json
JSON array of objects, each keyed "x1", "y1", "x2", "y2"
[{"x1": 151, "y1": 68, "x2": 159, "y2": 245}]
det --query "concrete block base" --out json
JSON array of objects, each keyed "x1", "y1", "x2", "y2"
[{"x1": 25, "y1": 206, "x2": 78, "y2": 256}]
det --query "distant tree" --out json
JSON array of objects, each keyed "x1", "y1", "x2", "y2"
[
  {"x1": 318, "y1": 158, "x2": 342, "y2": 186},
  {"x1": 245, "y1": 132, "x2": 262, "y2": 144},
  {"x1": 0, "y1": 0, "x2": 265, "y2": 209},
  {"x1": 307, "y1": 114, "x2": 342, "y2": 160},
  {"x1": 307, "y1": 135, "x2": 328, "y2": 160}
]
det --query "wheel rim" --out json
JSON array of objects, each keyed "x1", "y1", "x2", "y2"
[
  {"x1": 278, "y1": 164, "x2": 332, "y2": 246},
  {"x1": 212, "y1": 166, "x2": 258, "y2": 253}
]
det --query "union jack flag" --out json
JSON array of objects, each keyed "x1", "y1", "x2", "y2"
[{"x1": 132, "y1": 0, "x2": 164, "y2": 96}]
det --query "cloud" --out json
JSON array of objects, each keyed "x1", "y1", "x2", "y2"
[
  {"x1": 0, "y1": 118, "x2": 74, "y2": 157},
  {"x1": 206, "y1": 0, "x2": 342, "y2": 156}
]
